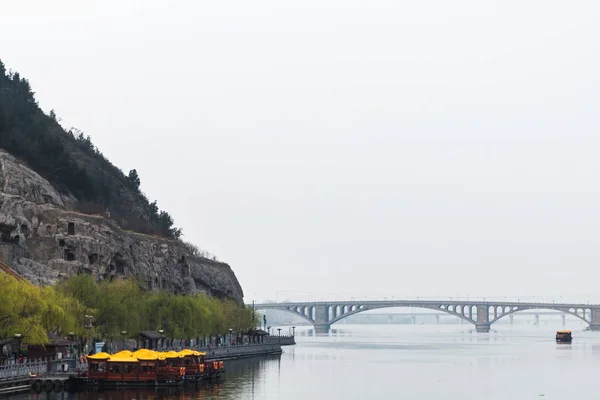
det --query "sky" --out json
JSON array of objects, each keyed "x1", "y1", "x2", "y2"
[{"x1": 1, "y1": 1, "x2": 600, "y2": 304}]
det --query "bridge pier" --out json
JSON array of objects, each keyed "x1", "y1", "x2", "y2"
[
  {"x1": 476, "y1": 305, "x2": 490, "y2": 333},
  {"x1": 588, "y1": 325, "x2": 600, "y2": 331},
  {"x1": 588, "y1": 308, "x2": 600, "y2": 331},
  {"x1": 313, "y1": 324, "x2": 331, "y2": 334},
  {"x1": 313, "y1": 305, "x2": 331, "y2": 334}
]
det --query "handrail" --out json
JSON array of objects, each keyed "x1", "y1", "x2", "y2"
[
  {"x1": 0, "y1": 260, "x2": 27, "y2": 283},
  {"x1": 0, "y1": 360, "x2": 47, "y2": 380}
]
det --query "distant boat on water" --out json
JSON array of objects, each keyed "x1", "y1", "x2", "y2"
[{"x1": 556, "y1": 330, "x2": 572, "y2": 343}]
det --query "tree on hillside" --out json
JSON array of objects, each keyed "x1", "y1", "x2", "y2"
[
  {"x1": 158, "y1": 211, "x2": 182, "y2": 239},
  {"x1": 128, "y1": 169, "x2": 141, "y2": 190}
]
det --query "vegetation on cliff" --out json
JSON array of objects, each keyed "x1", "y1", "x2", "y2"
[
  {"x1": 0, "y1": 60, "x2": 181, "y2": 239},
  {"x1": 0, "y1": 274, "x2": 255, "y2": 345}
]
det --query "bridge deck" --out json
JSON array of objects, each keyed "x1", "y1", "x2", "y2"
[{"x1": 254, "y1": 299, "x2": 600, "y2": 333}]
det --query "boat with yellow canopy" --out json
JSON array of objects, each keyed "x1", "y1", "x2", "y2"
[
  {"x1": 556, "y1": 330, "x2": 572, "y2": 343},
  {"x1": 71, "y1": 348, "x2": 224, "y2": 388}
]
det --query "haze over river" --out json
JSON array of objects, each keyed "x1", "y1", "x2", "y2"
[{"x1": 12, "y1": 323, "x2": 600, "y2": 399}]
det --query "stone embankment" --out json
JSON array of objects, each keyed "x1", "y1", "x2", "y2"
[{"x1": 199, "y1": 336, "x2": 295, "y2": 360}]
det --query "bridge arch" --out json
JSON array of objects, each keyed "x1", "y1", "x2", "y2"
[
  {"x1": 327, "y1": 304, "x2": 477, "y2": 326},
  {"x1": 254, "y1": 305, "x2": 316, "y2": 325},
  {"x1": 489, "y1": 306, "x2": 591, "y2": 325}
]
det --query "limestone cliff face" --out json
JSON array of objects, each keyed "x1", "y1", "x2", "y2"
[{"x1": 0, "y1": 150, "x2": 244, "y2": 303}]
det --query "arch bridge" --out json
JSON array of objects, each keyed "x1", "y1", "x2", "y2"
[{"x1": 253, "y1": 300, "x2": 600, "y2": 333}]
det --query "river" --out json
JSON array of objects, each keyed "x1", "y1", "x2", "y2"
[{"x1": 9, "y1": 323, "x2": 600, "y2": 399}]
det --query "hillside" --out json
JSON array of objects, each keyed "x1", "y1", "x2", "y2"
[
  {"x1": 0, "y1": 60, "x2": 244, "y2": 302},
  {"x1": 0, "y1": 59, "x2": 179, "y2": 239}
]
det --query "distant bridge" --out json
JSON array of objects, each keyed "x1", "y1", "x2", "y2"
[{"x1": 253, "y1": 300, "x2": 600, "y2": 333}]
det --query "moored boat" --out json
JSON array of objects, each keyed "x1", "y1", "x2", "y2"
[
  {"x1": 178, "y1": 349, "x2": 225, "y2": 380},
  {"x1": 556, "y1": 330, "x2": 572, "y2": 343},
  {"x1": 70, "y1": 348, "x2": 225, "y2": 389}
]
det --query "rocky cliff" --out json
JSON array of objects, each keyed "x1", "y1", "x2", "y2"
[{"x1": 0, "y1": 150, "x2": 244, "y2": 303}]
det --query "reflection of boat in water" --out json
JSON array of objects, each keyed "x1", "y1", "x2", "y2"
[
  {"x1": 70, "y1": 349, "x2": 225, "y2": 389},
  {"x1": 556, "y1": 330, "x2": 572, "y2": 343},
  {"x1": 74, "y1": 384, "x2": 224, "y2": 400}
]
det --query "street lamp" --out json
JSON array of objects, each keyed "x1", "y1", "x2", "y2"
[
  {"x1": 277, "y1": 328, "x2": 282, "y2": 342},
  {"x1": 292, "y1": 326, "x2": 296, "y2": 336},
  {"x1": 14, "y1": 333, "x2": 22, "y2": 360},
  {"x1": 158, "y1": 329, "x2": 164, "y2": 349},
  {"x1": 84, "y1": 315, "x2": 94, "y2": 354},
  {"x1": 68, "y1": 331, "x2": 76, "y2": 358},
  {"x1": 228, "y1": 329, "x2": 233, "y2": 346},
  {"x1": 121, "y1": 331, "x2": 127, "y2": 350}
]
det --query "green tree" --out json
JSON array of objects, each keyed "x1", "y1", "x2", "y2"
[
  {"x1": 127, "y1": 169, "x2": 141, "y2": 190},
  {"x1": 0, "y1": 275, "x2": 50, "y2": 344}
]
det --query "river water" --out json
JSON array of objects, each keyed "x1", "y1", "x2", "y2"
[{"x1": 11, "y1": 323, "x2": 600, "y2": 399}]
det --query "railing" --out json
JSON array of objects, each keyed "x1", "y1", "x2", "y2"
[
  {"x1": 265, "y1": 336, "x2": 295, "y2": 346},
  {"x1": 257, "y1": 299, "x2": 600, "y2": 307},
  {"x1": 0, "y1": 259, "x2": 27, "y2": 283},
  {"x1": 199, "y1": 343, "x2": 283, "y2": 359},
  {"x1": 0, "y1": 361, "x2": 47, "y2": 380},
  {"x1": 0, "y1": 358, "x2": 83, "y2": 381},
  {"x1": 159, "y1": 342, "x2": 287, "y2": 359}
]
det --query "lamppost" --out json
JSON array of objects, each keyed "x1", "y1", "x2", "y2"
[
  {"x1": 158, "y1": 329, "x2": 164, "y2": 349},
  {"x1": 84, "y1": 315, "x2": 94, "y2": 354},
  {"x1": 14, "y1": 333, "x2": 22, "y2": 361},
  {"x1": 121, "y1": 331, "x2": 127, "y2": 350},
  {"x1": 228, "y1": 329, "x2": 233, "y2": 346},
  {"x1": 292, "y1": 326, "x2": 296, "y2": 336},
  {"x1": 277, "y1": 328, "x2": 282, "y2": 342},
  {"x1": 68, "y1": 331, "x2": 76, "y2": 359}
]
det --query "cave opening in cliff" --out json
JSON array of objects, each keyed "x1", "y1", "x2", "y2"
[
  {"x1": 67, "y1": 222, "x2": 75, "y2": 235},
  {"x1": 110, "y1": 252, "x2": 128, "y2": 275},
  {"x1": 20, "y1": 224, "x2": 28, "y2": 236},
  {"x1": 0, "y1": 226, "x2": 11, "y2": 243},
  {"x1": 58, "y1": 239, "x2": 65, "y2": 247},
  {"x1": 88, "y1": 253, "x2": 99, "y2": 265},
  {"x1": 64, "y1": 250, "x2": 75, "y2": 261}
]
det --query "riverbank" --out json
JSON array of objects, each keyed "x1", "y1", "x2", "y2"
[{"x1": 0, "y1": 340, "x2": 295, "y2": 395}]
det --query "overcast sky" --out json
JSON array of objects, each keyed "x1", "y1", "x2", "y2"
[{"x1": 1, "y1": 1, "x2": 599, "y2": 303}]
